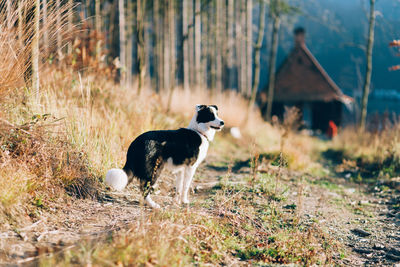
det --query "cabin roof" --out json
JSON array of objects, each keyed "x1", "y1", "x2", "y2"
[{"x1": 273, "y1": 41, "x2": 352, "y2": 104}]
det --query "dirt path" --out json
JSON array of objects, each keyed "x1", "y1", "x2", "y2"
[
  {"x1": 0, "y1": 154, "x2": 399, "y2": 266},
  {"x1": 285, "y1": 174, "x2": 400, "y2": 266}
]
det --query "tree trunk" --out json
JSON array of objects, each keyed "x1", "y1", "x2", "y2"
[
  {"x1": 137, "y1": 0, "x2": 146, "y2": 94},
  {"x1": 265, "y1": 11, "x2": 280, "y2": 122},
  {"x1": 154, "y1": 0, "x2": 163, "y2": 92},
  {"x1": 32, "y1": 0, "x2": 40, "y2": 103},
  {"x1": 226, "y1": 0, "x2": 234, "y2": 90},
  {"x1": 166, "y1": 0, "x2": 176, "y2": 111},
  {"x1": 169, "y1": 0, "x2": 176, "y2": 90},
  {"x1": 119, "y1": 0, "x2": 126, "y2": 83},
  {"x1": 163, "y1": 1, "x2": 170, "y2": 92},
  {"x1": 182, "y1": 0, "x2": 190, "y2": 92},
  {"x1": 95, "y1": 0, "x2": 101, "y2": 58},
  {"x1": 194, "y1": 0, "x2": 201, "y2": 87},
  {"x1": 188, "y1": 0, "x2": 194, "y2": 87},
  {"x1": 201, "y1": 1, "x2": 208, "y2": 89},
  {"x1": 126, "y1": 0, "x2": 134, "y2": 85},
  {"x1": 240, "y1": 0, "x2": 247, "y2": 95},
  {"x1": 235, "y1": 0, "x2": 242, "y2": 93},
  {"x1": 359, "y1": 0, "x2": 376, "y2": 130},
  {"x1": 246, "y1": 0, "x2": 253, "y2": 97},
  {"x1": 215, "y1": 0, "x2": 223, "y2": 92},
  {"x1": 247, "y1": 0, "x2": 265, "y2": 120}
]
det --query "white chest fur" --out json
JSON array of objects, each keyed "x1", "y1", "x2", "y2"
[
  {"x1": 165, "y1": 134, "x2": 209, "y2": 173},
  {"x1": 193, "y1": 135, "x2": 209, "y2": 168}
]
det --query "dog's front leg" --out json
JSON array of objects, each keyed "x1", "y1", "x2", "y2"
[
  {"x1": 174, "y1": 169, "x2": 184, "y2": 204},
  {"x1": 181, "y1": 167, "x2": 196, "y2": 204}
]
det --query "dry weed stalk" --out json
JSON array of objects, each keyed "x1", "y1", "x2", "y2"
[{"x1": 274, "y1": 106, "x2": 302, "y2": 195}]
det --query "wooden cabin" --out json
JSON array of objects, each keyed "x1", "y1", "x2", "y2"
[{"x1": 262, "y1": 27, "x2": 352, "y2": 132}]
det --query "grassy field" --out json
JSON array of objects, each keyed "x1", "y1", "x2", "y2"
[
  {"x1": 1, "y1": 71, "x2": 399, "y2": 266},
  {"x1": 1, "y1": 3, "x2": 399, "y2": 265}
]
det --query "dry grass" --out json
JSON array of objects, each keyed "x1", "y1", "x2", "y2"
[
  {"x1": 0, "y1": 0, "x2": 72, "y2": 97},
  {"x1": 0, "y1": 68, "x2": 332, "y2": 263},
  {"x1": 40, "y1": 176, "x2": 340, "y2": 266},
  {"x1": 0, "y1": 2, "x2": 341, "y2": 264},
  {"x1": 0, "y1": 68, "x2": 273, "y2": 224},
  {"x1": 330, "y1": 124, "x2": 400, "y2": 179}
]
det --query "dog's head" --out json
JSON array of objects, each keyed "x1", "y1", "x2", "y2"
[{"x1": 195, "y1": 104, "x2": 224, "y2": 132}]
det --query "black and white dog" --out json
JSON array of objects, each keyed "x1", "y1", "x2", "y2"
[{"x1": 105, "y1": 105, "x2": 224, "y2": 208}]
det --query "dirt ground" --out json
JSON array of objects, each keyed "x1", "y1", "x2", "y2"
[{"x1": 0, "y1": 154, "x2": 399, "y2": 266}]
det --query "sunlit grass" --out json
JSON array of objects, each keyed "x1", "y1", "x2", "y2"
[{"x1": 40, "y1": 173, "x2": 340, "y2": 266}]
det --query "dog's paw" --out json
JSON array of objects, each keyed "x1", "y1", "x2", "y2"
[
  {"x1": 152, "y1": 203, "x2": 161, "y2": 209},
  {"x1": 174, "y1": 195, "x2": 182, "y2": 204},
  {"x1": 147, "y1": 201, "x2": 161, "y2": 209},
  {"x1": 145, "y1": 196, "x2": 161, "y2": 209}
]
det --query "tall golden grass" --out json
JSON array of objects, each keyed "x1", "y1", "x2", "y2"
[
  {"x1": 0, "y1": 0, "x2": 72, "y2": 97},
  {"x1": 331, "y1": 123, "x2": 400, "y2": 178}
]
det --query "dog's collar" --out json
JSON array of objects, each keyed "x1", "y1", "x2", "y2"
[{"x1": 191, "y1": 129, "x2": 210, "y2": 142}]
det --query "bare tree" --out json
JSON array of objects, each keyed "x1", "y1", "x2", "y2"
[
  {"x1": 241, "y1": 0, "x2": 248, "y2": 95},
  {"x1": 246, "y1": 0, "x2": 253, "y2": 96},
  {"x1": 167, "y1": 0, "x2": 177, "y2": 111},
  {"x1": 194, "y1": 0, "x2": 201, "y2": 87},
  {"x1": 265, "y1": 0, "x2": 281, "y2": 121},
  {"x1": 226, "y1": 0, "x2": 235, "y2": 90},
  {"x1": 215, "y1": 0, "x2": 223, "y2": 92},
  {"x1": 236, "y1": 0, "x2": 244, "y2": 94},
  {"x1": 32, "y1": 0, "x2": 40, "y2": 102},
  {"x1": 247, "y1": 0, "x2": 266, "y2": 119},
  {"x1": 163, "y1": 1, "x2": 170, "y2": 91},
  {"x1": 95, "y1": 0, "x2": 101, "y2": 57},
  {"x1": 188, "y1": 0, "x2": 194, "y2": 87},
  {"x1": 182, "y1": 0, "x2": 190, "y2": 91},
  {"x1": 360, "y1": 0, "x2": 376, "y2": 130},
  {"x1": 154, "y1": 0, "x2": 163, "y2": 92},
  {"x1": 265, "y1": 0, "x2": 297, "y2": 121},
  {"x1": 118, "y1": 0, "x2": 127, "y2": 83},
  {"x1": 126, "y1": 0, "x2": 135, "y2": 85},
  {"x1": 201, "y1": 0, "x2": 208, "y2": 89},
  {"x1": 137, "y1": 0, "x2": 146, "y2": 94}
]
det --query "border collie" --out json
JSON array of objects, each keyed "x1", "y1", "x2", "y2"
[{"x1": 105, "y1": 105, "x2": 224, "y2": 208}]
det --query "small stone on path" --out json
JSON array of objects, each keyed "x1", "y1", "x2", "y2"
[{"x1": 351, "y1": 228, "x2": 371, "y2": 237}]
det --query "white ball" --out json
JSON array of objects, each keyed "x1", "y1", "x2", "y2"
[
  {"x1": 105, "y1": 168, "x2": 128, "y2": 191},
  {"x1": 230, "y1": 127, "x2": 242, "y2": 139}
]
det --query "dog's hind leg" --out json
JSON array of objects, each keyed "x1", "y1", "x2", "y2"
[
  {"x1": 174, "y1": 169, "x2": 184, "y2": 204},
  {"x1": 145, "y1": 195, "x2": 160, "y2": 209},
  {"x1": 141, "y1": 180, "x2": 161, "y2": 209},
  {"x1": 181, "y1": 167, "x2": 196, "y2": 204},
  {"x1": 141, "y1": 157, "x2": 164, "y2": 209}
]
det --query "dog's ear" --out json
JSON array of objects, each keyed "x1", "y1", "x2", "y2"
[
  {"x1": 210, "y1": 105, "x2": 218, "y2": 111},
  {"x1": 195, "y1": 104, "x2": 207, "y2": 111}
]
